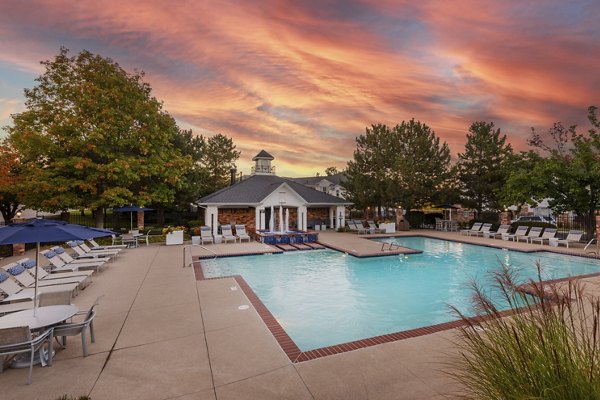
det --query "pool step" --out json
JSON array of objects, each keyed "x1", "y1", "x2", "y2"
[
  {"x1": 275, "y1": 243, "x2": 324, "y2": 252},
  {"x1": 290, "y1": 243, "x2": 312, "y2": 250}
]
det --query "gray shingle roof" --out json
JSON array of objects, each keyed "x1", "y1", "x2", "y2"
[
  {"x1": 197, "y1": 174, "x2": 351, "y2": 205},
  {"x1": 252, "y1": 150, "x2": 274, "y2": 161}
]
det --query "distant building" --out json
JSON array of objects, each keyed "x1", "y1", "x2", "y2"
[
  {"x1": 291, "y1": 172, "x2": 347, "y2": 199},
  {"x1": 196, "y1": 150, "x2": 351, "y2": 235}
]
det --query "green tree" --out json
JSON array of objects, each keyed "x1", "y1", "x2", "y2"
[
  {"x1": 5, "y1": 47, "x2": 191, "y2": 227},
  {"x1": 200, "y1": 134, "x2": 240, "y2": 194},
  {"x1": 344, "y1": 120, "x2": 452, "y2": 213},
  {"x1": 389, "y1": 119, "x2": 452, "y2": 211},
  {"x1": 171, "y1": 129, "x2": 209, "y2": 209},
  {"x1": 324, "y1": 166, "x2": 339, "y2": 176},
  {"x1": 503, "y1": 109, "x2": 600, "y2": 236},
  {"x1": 457, "y1": 121, "x2": 514, "y2": 214}
]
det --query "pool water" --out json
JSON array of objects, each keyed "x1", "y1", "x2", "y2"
[{"x1": 201, "y1": 236, "x2": 600, "y2": 351}]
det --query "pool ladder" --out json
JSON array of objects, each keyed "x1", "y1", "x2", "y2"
[
  {"x1": 182, "y1": 244, "x2": 218, "y2": 268},
  {"x1": 381, "y1": 242, "x2": 402, "y2": 252}
]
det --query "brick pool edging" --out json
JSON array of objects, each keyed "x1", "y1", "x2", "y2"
[{"x1": 192, "y1": 244, "x2": 600, "y2": 363}]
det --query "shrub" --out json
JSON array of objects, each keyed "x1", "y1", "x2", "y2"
[
  {"x1": 405, "y1": 211, "x2": 424, "y2": 228},
  {"x1": 187, "y1": 219, "x2": 203, "y2": 228},
  {"x1": 478, "y1": 211, "x2": 499, "y2": 224},
  {"x1": 447, "y1": 263, "x2": 600, "y2": 399},
  {"x1": 510, "y1": 221, "x2": 556, "y2": 231},
  {"x1": 55, "y1": 396, "x2": 91, "y2": 400}
]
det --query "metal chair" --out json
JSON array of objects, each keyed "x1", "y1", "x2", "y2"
[
  {"x1": 52, "y1": 296, "x2": 101, "y2": 357},
  {"x1": 0, "y1": 326, "x2": 54, "y2": 384},
  {"x1": 38, "y1": 290, "x2": 72, "y2": 307}
]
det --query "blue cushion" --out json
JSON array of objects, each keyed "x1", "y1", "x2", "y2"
[
  {"x1": 7, "y1": 264, "x2": 25, "y2": 276},
  {"x1": 67, "y1": 241, "x2": 77, "y2": 248},
  {"x1": 44, "y1": 250, "x2": 56, "y2": 258},
  {"x1": 0, "y1": 271, "x2": 8, "y2": 283},
  {"x1": 76, "y1": 240, "x2": 84, "y2": 245},
  {"x1": 53, "y1": 247, "x2": 65, "y2": 254},
  {"x1": 20, "y1": 259, "x2": 36, "y2": 269}
]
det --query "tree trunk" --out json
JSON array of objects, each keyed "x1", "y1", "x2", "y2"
[
  {"x1": 94, "y1": 207, "x2": 105, "y2": 228},
  {"x1": 157, "y1": 208, "x2": 165, "y2": 226}
]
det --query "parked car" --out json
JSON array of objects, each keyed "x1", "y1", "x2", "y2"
[{"x1": 510, "y1": 215, "x2": 556, "y2": 225}]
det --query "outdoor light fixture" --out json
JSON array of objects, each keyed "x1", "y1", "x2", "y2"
[{"x1": 15, "y1": 210, "x2": 22, "y2": 218}]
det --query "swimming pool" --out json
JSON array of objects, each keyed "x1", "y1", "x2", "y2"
[{"x1": 201, "y1": 236, "x2": 600, "y2": 351}]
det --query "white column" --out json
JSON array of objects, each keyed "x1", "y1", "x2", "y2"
[
  {"x1": 279, "y1": 205, "x2": 284, "y2": 232},
  {"x1": 255, "y1": 207, "x2": 261, "y2": 230},
  {"x1": 297, "y1": 206, "x2": 307, "y2": 231},
  {"x1": 206, "y1": 206, "x2": 219, "y2": 236},
  {"x1": 329, "y1": 207, "x2": 334, "y2": 228},
  {"x1": 285, "y1": 208, "x2": 289, "y2": 232}
]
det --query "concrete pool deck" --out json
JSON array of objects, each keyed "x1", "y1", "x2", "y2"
[{"x1": 1, "y1": 230, "x2": 599, "y2": 399}]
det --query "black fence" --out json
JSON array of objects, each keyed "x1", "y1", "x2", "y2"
[
  {"x1": 555, "y1": 214, "x2": 596, "y2": 241},
  {"x1": 58, "y1": 210, "x2": 201, "y2": 232}
]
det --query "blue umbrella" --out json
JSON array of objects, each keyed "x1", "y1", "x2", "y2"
[
  {"x1": 0, "y1": 218, "x2": 114, "y2": 314},
  {"x1": 113, "y1": 205, "x2": 154, "y2": 230}
]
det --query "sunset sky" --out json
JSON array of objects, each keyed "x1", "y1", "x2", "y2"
[{"x1": 0, "y1": 1, "x2": 598, "y2": 177}]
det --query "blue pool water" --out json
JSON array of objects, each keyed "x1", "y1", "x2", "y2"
[{"x1": 201, "y1": 237, "x2": 600, "y2": 351}]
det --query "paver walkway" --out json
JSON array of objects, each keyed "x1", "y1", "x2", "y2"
[{"x1": 1, "y1": 230, "x2": 598, "y2": 399}]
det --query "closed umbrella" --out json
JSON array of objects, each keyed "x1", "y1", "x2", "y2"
[
  {"x1": 0, "y1": 218, "x2": 113, "y2": 315},
  {"x1": 113, "y1": 205, "x2": 154, "y2": 230}
]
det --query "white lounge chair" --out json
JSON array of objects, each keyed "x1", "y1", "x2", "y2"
[
  {"x1": 235, "y1": 225, "x2": 251, "y2": 242},
  {"x1": 474, "y1": 223, "x2": 493, "y2": 237},
  {"x1": 69, "y1": 241, "x2": 119, "y2": 257},
  {"x1": 516, "y1": 226, "x2": 543, "y2": 243},
  {"x1": 52, "y1": 246, "x2": 111, "y2": 265},
  {"x1": 17, "y1": 258, "x2": 93, "y2": 281},
  {"x1": 0, "y1": 271, "x2": 75, "y2": 304},
  {"x1": 88, "y1": 238, "x2": 127, "y2": 250},
  {"x1": 200, "y1": 226, "x2": 214, "y2": 245},
  {"x1": 550, "y1": 230, "x2": 584, "y2": 248},
  {"x1": 484, "y1": 224, "x2": 510, "y2": 239},
  {"x1": 1, "y1": 263, "x2": 85, "y2": 292},
  {"x1": 461, "y1": 222, "x2": 483, "y2": 236},
  {"x1": 367, "y1": 220, "x2": 384, "y2": 234},
  {"x1": 220, "y1": 225, "x2": 238, "y2": 243},
  {"x1": 502, "y1": 226, "x2": 529, "y2": 241},
  {"x1": 530, "y1": 228, "x2": 557, "y2": 245},
  {"x1": 40, "y1": 250, "x2": 107, "y2": 273}
]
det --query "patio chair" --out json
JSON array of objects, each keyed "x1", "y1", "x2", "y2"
[
  {"x1": 87, "y1": 238, "x2": 127, "y2": 250},
  {"x1": 473, "y1": 223, "x2": 493, "y2": 237},
  {"x1": 200, "y1": 226, "x2": 214, "y2": 245},
  {"x1": 501, "y1": 226, "x2": 529, "y2": 241},
  {"x1": 235, "y1": 225, "x2": 252, "y2": 242},
  {"x1": 40, "y1": 250, "x2": 107, "y2": 273},
  {"x1": 460, "y1": 222, "x2": 483, "y2": 236},
  {"x1": 18, "y1": 258, "x2": 93, "y2": 282},
  {"x1": 367, "y1": 221, "x2": 384, "y2": 234},
  {"x1": 0, "y1": 326, "x2": 54, "y2": 384},
  {"x1": 220, "y1": 225, "x2": 238, "y2": 243},
  {"x1": 52, "y1": 246, "x2": 112, "y2": 265},
  {"x1": 550, "y1": 230, "x2": 584, "y2": 248},
  {"x1": 38, "y1": 290, "x2": 72, "y2": 307},
  {"x1": 1, "y1": 263, "x2": 82, "y2": 293},
  {"x1": 530, "y1": 228, "x2": 557, "y2": 245},
  {"x1": 483, "y1": 224, "x2": 510, "y2": 239},
  {"x1": 351, "y1": 220, "x2": 370, "y2": 235},
  {"x1": 516, "y1": 226, "x2": 543, "y2": 243},
  {"x1": 52, "y1": 295, "x2": 101, "y2": 357}
]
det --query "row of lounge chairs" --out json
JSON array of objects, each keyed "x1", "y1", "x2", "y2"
[
  {"x1": 346, "y1": 220, "x2": 384, "y2": 235},
  {"x1": 460, "y1": 222, "x2": 584, "y2": 247},
  {"x1": 199, "y1": 224, "x2": 251, "y2": 245}
]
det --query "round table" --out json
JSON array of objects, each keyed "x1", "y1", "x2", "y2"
[{"x1": 0, "y1": 305, "x2": 79, "y2": 330}]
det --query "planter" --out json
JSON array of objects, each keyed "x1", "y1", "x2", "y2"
[
  {"x1": 165, "y1": 230, "x2": 184, "y2": 245},
  {"x1": 191, "y1": 236, "x2": 201, "y2": 245}
]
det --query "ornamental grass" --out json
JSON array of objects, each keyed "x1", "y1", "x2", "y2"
[{"x1": 448, "y1": 263, "x2": 600, "y2": 399}]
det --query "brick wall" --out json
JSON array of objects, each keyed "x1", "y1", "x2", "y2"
[
  {"x1": 218, "y1": 208, "x2": 256, "y2": 229},
  {"x1": 308, "y1": 208, "x2": 329, "y2": 222}
]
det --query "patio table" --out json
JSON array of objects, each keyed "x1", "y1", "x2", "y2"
[{"x1": 0, "y1": 305, "x2": 78, "y2": 330}]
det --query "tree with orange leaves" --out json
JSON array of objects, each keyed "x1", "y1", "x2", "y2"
[{"x1": 0, "y1": 142, "x2": 21, "y2": 223}]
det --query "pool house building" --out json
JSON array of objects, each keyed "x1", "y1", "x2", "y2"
[{"x1": 197, "y1": 150, "x2": 351, "y2": 236}]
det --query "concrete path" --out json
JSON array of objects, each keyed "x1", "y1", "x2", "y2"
[{"x1": 1, "y1": 230, "x2": 598, "y2": 399}]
